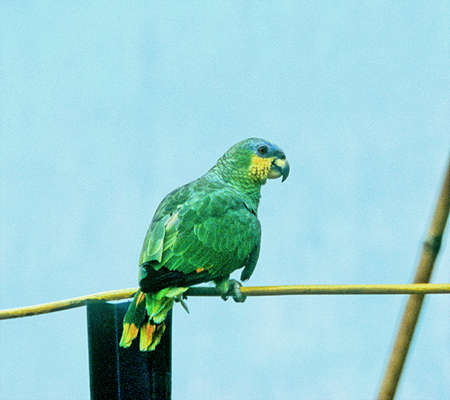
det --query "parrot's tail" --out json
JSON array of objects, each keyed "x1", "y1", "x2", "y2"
[{"x1": 120, "y1": 287, "x2": 188, "y2": 351}]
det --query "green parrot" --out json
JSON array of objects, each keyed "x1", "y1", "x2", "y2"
[{"x1": 120, "y1": 138, "x2": 289, "y2": 351}]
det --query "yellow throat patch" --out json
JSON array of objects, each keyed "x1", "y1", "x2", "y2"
[{"x1": 249, "y1": 155, "x2": 275, "y2": 182}]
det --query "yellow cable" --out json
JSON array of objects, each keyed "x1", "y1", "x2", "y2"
[{"x1": 1, "y1": 283, "x2": 449, "y2": 320}]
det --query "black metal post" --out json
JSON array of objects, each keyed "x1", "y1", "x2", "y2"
[{"x1": 86, "y1": 300, "x2": 172, "y2": 400}]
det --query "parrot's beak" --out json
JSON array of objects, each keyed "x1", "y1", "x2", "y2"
[{"x1": 268, "y1": 157, "x2": 290, "y2": 182}]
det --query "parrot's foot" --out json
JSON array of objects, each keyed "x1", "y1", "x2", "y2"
[
  {"x1": 175, "y1": 296, "x2": 190, "y2": 314},
  {"x1": 221, "y1": 279, "x2": 247, "y2": 303}
]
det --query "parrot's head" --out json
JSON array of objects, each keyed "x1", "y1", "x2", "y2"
[{"x1": 216, "y1": 138, "x2": 290, "y2": 186}]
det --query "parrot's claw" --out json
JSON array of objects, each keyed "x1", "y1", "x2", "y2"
[
  {"x1": 221, "y1": 279, "x2": 247, "y2": 303},
  {"x1": 175, "y1": 296, "x2": 190, "y2": 314}
]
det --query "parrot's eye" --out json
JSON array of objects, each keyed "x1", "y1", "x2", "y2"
[{"x1": 257, "y1": 145, "x2": 268, "y2": 155}]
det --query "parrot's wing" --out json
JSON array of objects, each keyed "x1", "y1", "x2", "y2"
[
  {"x1": 138, "y1": 181, "x2": 194, "y2": 267},
  {"x1": 139, "y1": 182, "x2": 261, "y2": 293},
  {"x1": 240, "y1": 243, "x2": 261, "y2": 281}
]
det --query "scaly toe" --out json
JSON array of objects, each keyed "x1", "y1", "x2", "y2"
[{"x1": 228, "y1": 279, "x2": 247, "y2": 303}]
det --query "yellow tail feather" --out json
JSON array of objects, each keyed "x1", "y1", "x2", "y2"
[
  {"x1": 120, "y1": 287, "x2": 188, "y2": 351},
  {"x1": 139, "y1": 322, "x2": 166, "y2": 351},
  {"x1": 119, "y1": 323, "x2": 140, "y2": 348}
]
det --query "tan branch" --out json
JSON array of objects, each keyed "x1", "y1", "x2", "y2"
[{"x1": 377, "y1": 153, "x2": 450, "y2": 400}]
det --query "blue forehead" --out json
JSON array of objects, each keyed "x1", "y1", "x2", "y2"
[{"x1": 243, "y1": 138, "x2": 285, "y2": 157}]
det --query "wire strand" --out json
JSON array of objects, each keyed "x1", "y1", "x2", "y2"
[{"x1": 1, "y1": 283, "x2": 449, "y2": 321}]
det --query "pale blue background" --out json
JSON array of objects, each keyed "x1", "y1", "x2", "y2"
[{"x1": 1, "y1": 2, "x2": 449, "y2": 399}]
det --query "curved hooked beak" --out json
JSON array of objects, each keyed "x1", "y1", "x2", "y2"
[{"x1": 268, "y1": 157, "x2": 290, "y2": 182}]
